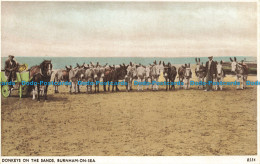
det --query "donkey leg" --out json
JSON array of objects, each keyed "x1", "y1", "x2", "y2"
[
  {"x1": 179, "y1": 78, "x2": 182, "y2": 89},
  {"x1": 45, "y1": 85, "x2": 49, "y2": 100},
  {"x1": 236, "y1": 76, "x2": 239, "y2": 89},
  {"x1": 73, "y1": 82, "x2": 76, "y2": 93},
  {"x1": 141, "y1": 78, "x2": 143, "y2": 91},
  {"x1": 156, "y1": 78, "x2": 159, "y2": 90},
  {"x1": 32, "y1": 87, "x2": 36, "y2": 100},
  {"x1": 241, "y1": 77, "x2": 244, "y2": 89},
  {"x1": 41, "y1": 86, "x2": 45, "y2": 96},
  {"x1": 220, "y1": 79, "x2": 223, "y2": 90},
  {"x1": 112, "y1": 81, "x2": 114, "y2": 92},
  {"x1": 103, "y1": 82, "x2": 106, "y2": 92},
  {"x1": 165, "y1": 79, "x2": 168, "y2": 91},
  {"x1": 116, "y1": 81, "x2": 120, "y2": 91},
  {"x1": 78, "y1": 83, "x2": 80, "y2": 93},
  {"x1": 75, "y1": 83, "x2": 78, "y2": 93},
  {"x1": 137, "y1": 77, "x2": 140, "y2": 91},
  {"x1": 54, "y1": 85, "x2": 57, "y2": 93},
  {"x1": 37, "y1": 84, "x2": 40, "y2": 101},
  {"x1": 126, "y1": 81, "x2": 128, "y2": 92},
  {"x1": 71, "y1": 82, "x2": 74, "y2": 93},
  {"x1": 244, "y1": 76, "x2": 247, "y2": 89}
]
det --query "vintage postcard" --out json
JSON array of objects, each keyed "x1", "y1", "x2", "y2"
[{"x1": 0, "y1": 1, "x2": 259, "y2": 164}]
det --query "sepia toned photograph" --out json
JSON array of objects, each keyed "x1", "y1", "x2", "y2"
[{"x1": 0, "y1": 1, "x2": 258, "y2": 162}]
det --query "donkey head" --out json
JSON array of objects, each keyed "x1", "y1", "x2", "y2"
[
  {"x1": 41, "y1": 60, "x2": 53, "y2": 77},
  {"x1": 195, "y1": 58, "x2": 201, "y2": 72},
  {"x1": 216, "y1": 60, "x2": 223, "y2": 77},
  {"x1": 230, "y1": 57, "x2": 237, "y2": 72}
]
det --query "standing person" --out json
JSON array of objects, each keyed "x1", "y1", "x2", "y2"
[
  {"x1": 5, "y1": 55, "x2": 19, "y2": 88},
  {"x1": 205, "y1": 56, "x2": 216, "y2": 91}
]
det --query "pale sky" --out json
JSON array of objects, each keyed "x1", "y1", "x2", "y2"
[{"x1": 1, "y1": 2, "x2": 257, "y2": 57}]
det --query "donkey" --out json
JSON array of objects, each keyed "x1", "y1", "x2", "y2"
[
  {"x1": 195, "y1": 58, "x2": 207, "y2": 89},
  {"x1": 53, "y1": 65, "x2": 71, "y2": 93},
  {"x1": 163, "y1": 62, "x2": 177, "y2": 91},
  {"x1": 69, "y1": 64, "x2": 86, "y2": 93},
  {"x1": 144, "y1": 65, "x2": 152, "y2": 90},
  {"x1": 111, "y1": 64, "x2": 128, "y2": 92},
  {"x1": 103, "y1": 64, "x2": 127, "y2": 92},
  {"x1": 178, "y1": 64, "x2": 192, "y2": 89},
  {"x1": 83, "y1": 65, "x2": 94, "y2": 94},
  {"x1": 91, "y1": 62, "x2": 107, "y2": 93},
  {"x1": 230, "y1": 57, "x2": 248, "y2": 89},
  {"x1": 135, "y1": 65, "x2": 147, "y2": 91},
  {"x1": 125, "y1": 62, "x2": 137, "y2": 91},
  {"x1": 150, "y1": 60, "x2": 164, "y2": 91},
  {"x1": 214, "y1": 60, "x2": 225, "y2": 90},
  {"x1": 28, "y1": 60, "x2": 53, "y2": 101}
]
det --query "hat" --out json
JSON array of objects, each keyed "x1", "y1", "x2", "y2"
[
  {"x1": 208, "y1": 56, "x2": 213, "y2": 59},
  {"x1": 8, "y1": 55, "x2": 14, "y2": 58}
]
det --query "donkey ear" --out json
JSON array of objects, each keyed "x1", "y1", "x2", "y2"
[
  {"x1": 230, "y1": 57, "x2": 233, "y2": 62},
  {"x1": 163, "y1": 61, "x2": 165, "y2": 66},
  {"x1": 220, "y1": 60, "x2": 223, "y2": 64},
  {"x1": 154, "y1": 60, "x2": 157, "y2": 65},
  {"x1": 130, "y1": 62, "x2": 132, "y2": 66},
  {"x1": 195, "y1": 58, "x2": 197, "y2": 62},
  {"x1": 185, "y1": 63, "x2": 187, "y2": 67},
  {"x1": 159, "y1": 61, "x2": 161, "y2": 65},
  {"x1": 168, "y1": 62, "x2": 171, "y2": 66},
  {"x1": 234, "y1": 57, "x2": 237, "y2": 62}
]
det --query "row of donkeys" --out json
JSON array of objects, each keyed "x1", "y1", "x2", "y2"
[{"x1": 31, "y1": 57, "x2": 246, "y2": 101}]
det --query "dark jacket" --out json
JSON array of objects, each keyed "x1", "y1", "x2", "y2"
[
  {"x1": 205, "y1": 60, "x2": 217, "y2": 78},
  {"x1": 5, "y1": 59, "x2": 19, "y2": 77}
]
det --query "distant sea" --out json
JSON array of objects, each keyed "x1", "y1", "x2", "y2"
[{"x1": 1, "y1": 56, "x2": 257, "y2": 70}]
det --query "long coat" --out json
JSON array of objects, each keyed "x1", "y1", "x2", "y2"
[
  {"x1": 205, "y1": 60, "x2": 217, "y2": 78},
  {"x1": 5, "y1": 59, "x2": 19, "y2": 77}
]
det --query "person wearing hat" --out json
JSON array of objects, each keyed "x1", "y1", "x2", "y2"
[
  {"x1": 5, "y1": 55, "x2": 19, "y2": 88},
  {"x1": 205, "y1": 56, "x2": 217, "y2": 91}
]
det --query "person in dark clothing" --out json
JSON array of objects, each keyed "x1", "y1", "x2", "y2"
[
  {"x1": 205, "y1": 56, "x2": 217, "y2": 91},
  {"x1": 5, "y1": 55, "x2": 19, "y2": 88}
]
